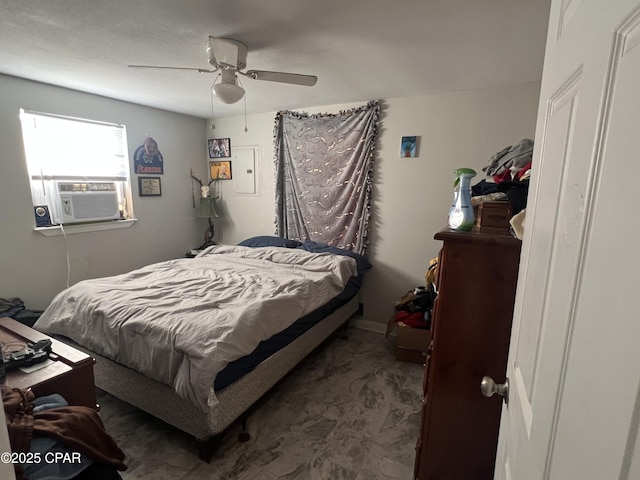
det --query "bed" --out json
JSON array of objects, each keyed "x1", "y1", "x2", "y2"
[{"x1": 33, "y1": 236, "x2": 370, "y2": 460}]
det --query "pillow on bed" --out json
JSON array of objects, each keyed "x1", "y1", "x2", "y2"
[
  {"x1": 237, "y1": 235, "x2": 303, "y2": 248},
  {"x1": 298, "y1": 240, "x2": 372, "y2": 276}
]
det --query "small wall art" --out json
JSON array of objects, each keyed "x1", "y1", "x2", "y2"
[
  {"x1": 401, "y1": 136, "x2": 419, "y2": 158},
  {"x1": 209, "y1": 160, "x2": 232, "y2": 180},
  {"x1": 134, "y1": 136, "x2": 164, "y2": 174},
  {"x1": 208, "y1": 138, "x2": 231, "y2": 158},
  {"x1": 138, "y1": 176, "x2": 162, "y2": 196}
]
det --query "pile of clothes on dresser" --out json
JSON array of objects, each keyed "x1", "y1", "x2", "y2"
[
  {"x1": 472, "y1": 138, "x2": 532, "y2": 214},
  {"x1": 471, "y1": 138, "x2": 533, "y2": 238}
]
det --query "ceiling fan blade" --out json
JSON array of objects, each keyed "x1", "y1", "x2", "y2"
[
  {"x1": 128, "y1": 65, "x2": 217, "y2": 73},
  {"x1": 244, "y1": 70, "x2": 317, "y2": 86}
]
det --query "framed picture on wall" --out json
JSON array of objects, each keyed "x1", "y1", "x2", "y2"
[
  {"x1": 208, "y1": 138, "x2": 231, "y2": 158},
  {"x1": 209, "y1": 160, "x2": 232, "y2": 180},
  {"x1": 138, "y1": 177, "x2": 162, "y2": 196},
  {"x1": 401, "y1": 136, "x2": 418, "y2": 158}
]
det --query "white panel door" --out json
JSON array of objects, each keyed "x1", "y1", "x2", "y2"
[{"x1": 495, "y1": 0, "x2": 640, "y2": 479}]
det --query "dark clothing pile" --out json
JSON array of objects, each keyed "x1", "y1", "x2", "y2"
[
  {"x1": 0, "y1": 297, "x2": 43, "y2": 327},
  {"x1": 394, "y1": 284, "x2": 437, "y2": 330},
  {"x1": 2, "y1": 386, "x2": 126, "y2": 480}
]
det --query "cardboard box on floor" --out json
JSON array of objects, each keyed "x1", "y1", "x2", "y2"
[{"x1": 385, "y1": 317, "x2": 432, "y2": 364}]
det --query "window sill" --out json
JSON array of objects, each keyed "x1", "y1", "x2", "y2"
[{"x1": 34, "y1": 219, "x2": 137, "y2": 237}]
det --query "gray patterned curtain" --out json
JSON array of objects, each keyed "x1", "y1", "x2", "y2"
[{"x1": 274, "y1": 101, "x2": 380, "y2": 256}]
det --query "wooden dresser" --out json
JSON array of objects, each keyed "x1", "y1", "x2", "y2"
[{"x1": 415, "y1": 228, "x2": 521, "y2": 480}]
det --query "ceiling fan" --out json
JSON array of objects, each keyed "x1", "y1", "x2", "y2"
[{"x1": 129, "y1": 36, "x2": 318, "y2": 104}]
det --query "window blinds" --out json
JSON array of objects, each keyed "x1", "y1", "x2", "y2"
[{"x1": 20, "y1": 109, "x2": 129, "y2": 181}]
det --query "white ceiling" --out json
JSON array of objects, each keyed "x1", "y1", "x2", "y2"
[{"x1": 0, "y1": 0, "x2": 550, "y2": 120}]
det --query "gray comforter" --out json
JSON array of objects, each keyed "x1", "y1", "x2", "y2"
[{"x1": 35, "y1": 245, "x2": 357, "y2": 412}]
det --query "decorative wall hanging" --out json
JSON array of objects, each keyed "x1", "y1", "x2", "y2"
[
  {"x1": 190, "y1": 168, "x2": 219, "y2": 248},
  {"x1": 134, "y1": 136, "x2": 164, "y2": 174},
  {"x1": 208, "y1": 138, "x2": 231, "y2": 158},
  {"x1": 138, "y1": 176, "x2": 161, "y2": 196},
  {"x1": 274, "y1": 100, "x2": 380, "y2": 256},
  {"x1": 401, "y1": 136, "x2": 418, "y2": 157},
  {"x1": 209, "y1": 161, "x2": 232, "y2": 180}
]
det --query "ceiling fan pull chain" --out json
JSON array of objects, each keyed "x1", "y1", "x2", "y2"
[
  {"x1": 240, "y1": 77, "x2": 248, "y2": 132},
  {"x1": 209, "y1": 83, "x2": 216, "y2": 130}
]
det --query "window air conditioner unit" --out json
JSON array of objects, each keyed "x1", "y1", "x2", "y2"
[{"x1": 52, "y1": 181, "x2": 120, "y2": 224}]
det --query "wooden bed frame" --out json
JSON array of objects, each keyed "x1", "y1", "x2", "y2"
[{"x1": 71, "y1": 295, "x2": 360, "y2": 461}]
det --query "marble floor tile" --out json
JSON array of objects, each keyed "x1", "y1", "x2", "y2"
[
  {"x1": 98, "y1": 327, "x2": 423, "y2": 480},
  {"x1": 355, "y1": 455, "x2": 414, "y2": 480}
]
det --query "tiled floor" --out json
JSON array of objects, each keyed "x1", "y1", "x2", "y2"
[{"x1": 98, "y1": 327, "x2": 424, "y2": 480}]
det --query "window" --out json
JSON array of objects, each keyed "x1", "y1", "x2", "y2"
[{"x1": 20, "y1": 109, "x2": 134, "y2": 227}]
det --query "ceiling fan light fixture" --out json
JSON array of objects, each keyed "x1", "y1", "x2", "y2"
[
  {"x1": 212, "y1": 68, "x2": 245, "y2": 104},
  {"x1": 213, "y1": 81, "x2": 245, "y2": 104}
]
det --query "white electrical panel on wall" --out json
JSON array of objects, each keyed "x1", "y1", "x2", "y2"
[{"x1": 233, "y1": 146, "x2": 258, "y2": 195}]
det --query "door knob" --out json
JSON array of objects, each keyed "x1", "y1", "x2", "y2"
[{"x1": 481, "y1": 376, "x2": 509, "y2": 405}]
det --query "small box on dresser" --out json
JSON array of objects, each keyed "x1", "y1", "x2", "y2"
[{"x1": 473, "y1": 200, "x2": 513, "y2": 234}]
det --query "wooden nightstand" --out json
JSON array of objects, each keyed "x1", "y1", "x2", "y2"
[{"x1": 0, "y1": 317, "x2": 98, "y2": 410}]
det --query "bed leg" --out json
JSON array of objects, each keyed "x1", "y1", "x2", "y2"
[
  {"x1": 238, "y1": 416, "x2": 251, "y2": 442},
  {"x1": 197, "y1": 436, "x2": 221, "y2": 463},
  {"x1": 341, "y1": 319, "x2": 350, "y2": 340}
]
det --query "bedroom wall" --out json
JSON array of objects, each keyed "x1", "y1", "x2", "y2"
[
  {"x1": 0, "y1": 74, "x2": 208, "y2": 310},
  {"x1": 0, "y1": 74, "x2": 540, "y2": 328},
  {"x1": 208, "y1": 81, "x2": 541, "y2": 330}
]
